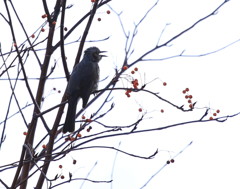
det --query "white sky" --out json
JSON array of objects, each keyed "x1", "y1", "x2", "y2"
[{"x1": 0, "y1": 0, "x2": 240, "y2": 188}]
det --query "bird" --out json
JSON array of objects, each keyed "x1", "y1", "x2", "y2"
[{"x1": 63, "y1": 47, "x2": 106, "y2": 133}]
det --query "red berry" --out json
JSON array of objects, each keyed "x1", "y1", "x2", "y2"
[
  {"x1": 132, "y1": 79, "x2": 139, "y2": 89},
  {"x1": 23, "y1": 131, "x2": 28, "y2": 135},
  {"x1": 170, "y1": 159, "x2": 175, "y2": 163},
  {"x1": 73, "y1": 159, "x2": 77, "y2": 164},
  {"x1": 59, "y1": 165, "x2": 63, "y2": 169},
  {"x1": 166, "y1": 160, "x2": 170, "y2": 164},
  {"x1": 131, "y1": 71, "x2": 135, "y2": 74},
  {"x1": 86, "y1": 118, "x2": 92, "y2": 123},
  {"x1": 41, "y1": 28, "x2": 45, "y2": 32},
  {"x1": 31, "y1": 34, "x2": 35, "y2": 38},
  {"x1": 126, "y1": 89, "x2": 132, "y2": 94},
  {"x1": 134, "y1": 67, "x2": 138, "y2": 71},
  {"x1": 163, "y1": 82, "x2": 167, "y2": 86},
  {"x1": 188, "y1": 99, "x2": 192, "y2": 104},
  {"x1": 185, "y1": 88, "x2": 189, "y2": 92},
  {"x1": 61, "y1": 175, "x2": 64, "y2": 179},
  {"x1": 216, "y1": 109, "x2": 220, "y2": 113},
  {"x1": 77, "y1": 133, "x2": 82, "y2": 138},
  {"x1": 189, "y1": 104, "x2": 193, "y2": 109},
  {"x1": 82, "y1": 115, "x2": 86, "y2": 119},
  {"x1": 213, "y1": 113, "x2": 217, "y2": 116},
  {"x1": 133, "y1": 85, "x2": 138, "y2": 89},
  {"x1": 123, "y1": 66, "x2": 128, "y2": 70},
  {"x1": 182, "y1": 90, "x2": 186, "y2": 94},
  {"x1": 106, "y1": 10, "x2": 111, "y2": 14},
  {"x1": 138, "y1": 108, "x2": 142, "y2": 112},
  {"x1": 42, "y1": 144, "x2": 47, "y2": 149},
  {"x1": 97, "y1": 18, "x2": 101, "y2": 22},
  {"x1": 185, "y1": 95, "x2": 189, "y2": 99},
  {"x1": 188, "y1": 95, "x2": 193, "y2": 99},
  {"x1": 41, "y1": 14, "x2": 47, "y2": 18},
  {"x1": 209, "y1": 117, "x2": 213, "y2": 120},
  {"x1": 87, "y1": 127, "x2": 91, "y2": 132},
  {"x1": 160, "y1": 109, "x2": 164, "y2": 113}
]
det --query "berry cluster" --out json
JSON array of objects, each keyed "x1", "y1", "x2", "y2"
[
  {"x1": 166, "y1": 159, "x2": 175, "y2": 164},
  {"x1": 124, "y1": 79, "x2": 139, "y2": 97},
  {"x1": 41, "y1": 13, "x2": 56, "y2": 25},
  {"x1": 123, "y1": 66, "x2": 140, "y2": 98},
  {"x1": 81, "y1": 115, "x2": 93, "y2": 132},
  {"x1": 97, "y1": 10, "x2": 111, "y2": 21},
  {"x1": 125, "y1": 89, "x2": 132, "y2": 98},
  {"x1": 59, "y1": 167, "x2": 63, "y2": 180},
  {"x1": 209, "y1": 109, "x2": 220, "y2": 120},
  {"x1": 132, "y1": 79, "x2": 139, "y2": 89},
  {"x1": 65, "y1": 136, "x2": 75, "y2": 142},
  {"x1": 182, "y1": 87, "x2": 194, "y2": 109},
  {"x1": 58, "y1": 160, "x2": 76, "y2": 180},
  {"x1": 131, "y1": 67, "x2": 138, "y2": 74},
  {"x1": 64, "y1": 132, "x2": 83, "y2": 142}
]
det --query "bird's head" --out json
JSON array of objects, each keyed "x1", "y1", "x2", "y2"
[{"x1": 84, "y1": 47, "x2": 107, "y2": 62}]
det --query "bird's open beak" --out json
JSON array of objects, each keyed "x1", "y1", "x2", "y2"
[{"x1": 100, "y1": 51, "x2": 107, "y2": 57}]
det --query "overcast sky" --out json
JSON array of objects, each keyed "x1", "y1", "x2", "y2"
[{"x1": 0, "y1": 0, "x2": 240, "y2": 188}]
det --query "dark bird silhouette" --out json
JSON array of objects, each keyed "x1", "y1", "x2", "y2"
[{"x1": 63, "y1": 47, "x2": 106, "y2": 133}]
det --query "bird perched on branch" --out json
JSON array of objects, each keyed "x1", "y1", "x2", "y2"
[{"x1": 63, "y1": 47, "x2": 106, "y2": 133}]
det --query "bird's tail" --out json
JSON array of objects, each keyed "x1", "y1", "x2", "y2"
[{"x1": 63, "y1": 97, "x2": 78, "y2": 133}]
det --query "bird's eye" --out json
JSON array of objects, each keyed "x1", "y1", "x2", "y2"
[{"x1": 93, "y1": 52, "x2": 99, "y2": 59}]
